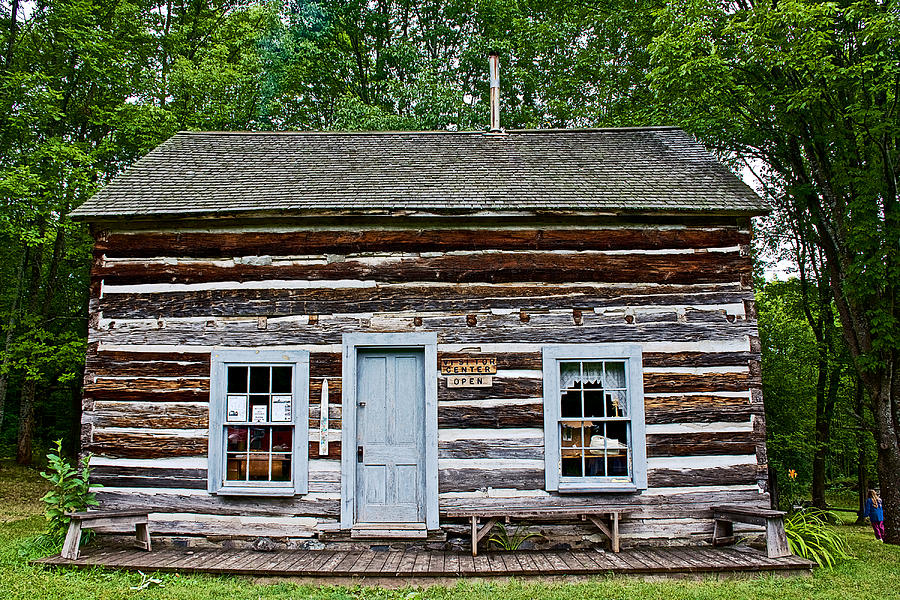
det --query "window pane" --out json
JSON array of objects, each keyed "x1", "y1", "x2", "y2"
[
  {"x1": 226, "y1": 426, "x2": 248, "y2": 452},
  {"x1": 581, "y1": 362, "x2": 604, "y2": 386},
  {"x1": 248, "y1": 455, "x2": 269, "y2": 481},
  {"x1": 560, "y1": 362, "x2": 581, "y2": 389},
  {"x1": 607, "y1": 390, "x2": 627, "y2": 418},
  {"x1": 604, "y1": 362, "x2": 626, "y2": 388},
  {"x1": 227, "y1": 366, "x2": 248, "y2": 393},
  {"x1": 561, "y1": 422, "x2": 582, "y2": 447},
  {"x1": 609, "y1": 449, "x2": 629, "y2": 477},
  {"x1": 584, "y1": 422, "x2": 604, "y2": 450},
  {"x1": 607, "y1": 421, "x2": 628, "y2": 450},
  {"x1": 560, "y1": 389, "x2": 581, "y2": 418},
  {"x1": 271, "y1": 454, "x2": 291, "y2": 482},
  {"x1": 226, "y1": 454, "x2": 247, "y2": 480},
  {"x1": 584, "y1": 388, "x2": 605, "y2": 418},
  {"x1": 585, "y1": 456, "x2": 606, "y2": 476},
  {"x1": 249, "y1": 427, "x2": 270, "y2": 451},
  {"x1": 271, "y1": 366, "x2": 292, "y2": 393},
  {"x1": 272, "y1": 427, "x2": 292, "y2": 451},
  {"x1": 250, "y1": 366, "x2": 270, "y2": 393},
  {"x1": 561, "y1": 448, "x2": 583, "y2": 477},
  {"x1": 249, "y1": 395, "x2": 268, "y2": 422}
]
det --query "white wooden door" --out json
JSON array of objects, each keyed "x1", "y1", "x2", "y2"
[{"x1": 355, "y1": 350, "x2": 426, "y2": 524}]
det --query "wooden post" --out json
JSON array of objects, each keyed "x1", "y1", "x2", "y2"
[
  {"x1": 765, "y1": 517, "x2": 790, "y2": 558},
  {"x1": 61, "y1": 520, "x2": 82, "y2": 560},
  {"x1": 612, "y1": 512, "x2": 620, "y2": 553},
  {"x1": 136, "y1": 521, "x2": 152, "y2": 552}
]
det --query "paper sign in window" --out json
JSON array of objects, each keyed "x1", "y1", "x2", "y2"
[
  {"x1": 271, "y1": 395, "x2": 292, "y2": 422},
  {"x1": 226, "y1": 395, "x2": 247, "y2": 422},
  {"x1": 251, "y1": 404, "x2": 268, "y2": 423}
]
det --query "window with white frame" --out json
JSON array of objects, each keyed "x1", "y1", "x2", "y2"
[
  {"x1": 542, "y1": 345, "x2": 647, "y2": 492},
  {"x1": 208, "y1": 349, "x2": 309, "y2": 496}
]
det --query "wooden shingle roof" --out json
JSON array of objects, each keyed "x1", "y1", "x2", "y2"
[{"x1": 71, "y1": 127, "x2": 767, "y2": 220}]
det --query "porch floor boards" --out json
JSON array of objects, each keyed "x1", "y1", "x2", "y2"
[{"x1": 34, "y1": 545, "x2": 814, "y2": 578}]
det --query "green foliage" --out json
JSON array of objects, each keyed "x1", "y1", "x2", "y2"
[
  {"x1": 785, "y1": 509, "x2": 853, "y2": 568},
  {"x1": 487, "y1": 522, "x2": 542, "y2": 551},
  {"x1": 37, "y1": 440, "x2": 98, "y2": 535}
]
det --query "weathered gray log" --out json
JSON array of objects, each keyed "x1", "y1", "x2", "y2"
[
  {"x1": 92, "y1": 320, "x2": 755, "y2": 351},
  {"x1": 99, "y1": 287, "x2": 752, "y2": 320},
  {"x1": 95, "y1": 250, "x2": 750, "y2": 287},
  {"x1": 95, "y1": 490, "x2": 340, "y2": 517}
]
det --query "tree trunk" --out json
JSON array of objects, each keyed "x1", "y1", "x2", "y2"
[
  {"x1": 854, "y1": 378, "x2": 870, "y2": 525},
  {"x1": 869, "y1": 379, "x2": 900, "y2": 544},
  {"x1": 0, "y1": 245, "x2": 27, "y2": 429},
  {"x1": 15, "y1": 378, "x2": 36, "y2": 464},
  {"x1": 768, "y1": 462, "x2": 780, "y2": 510}
]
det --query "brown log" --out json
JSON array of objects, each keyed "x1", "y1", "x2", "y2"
[
  {"x1": 309, "y1": 441, "x2": 341, "y2": 460},
  {"x1": 438, "y1": 438, "x2": 543, "y2": 460},
  {"x1": 643, "y1": 372, "x2": 750, "y2": 393},
  {"x1": 310, "y1": 378, "x2": 342, "y2": 402},
  {"x1": 438, "y1": 377, "x2": 542, "y2": 401},
  {"x1": 646, "y1": 432, "x2": 760, "y2": 457},
  {"x1": 85, "y1": 377, "x2": 209, "y2": 393},
  {"x1": 438, "y1": 402, "x2": 543, "y2": 429},
  {"x1": 87, "y1": 352, "x2": 211, "y2": 377},
  {"x1": 84, "y1": 389, "x2": 208, "y2": 404},
  {"x1": 645, "y1": 405, "x2": 761, "y2": 425},
  {"x1": 99, "y1": 285, "x2": 752, "y2": 320},
  {"x1": 88, "y1": 430, "x2": 207, "y2": 459},
  {"x1": 90, "y1": 465, "x2": 207, "y2": 490},
  {"x1": 647, "y1": 464, "x2": 759, "y2": 487},
  {"x1": 438, "y1": 468, "x2": 545, "y2": 492},
  {"x1": 87, "y1": 402, "x2": 208, "y2": 429},
  {"x1": 97, "y1": 228, "x2": 750, "y2": 258},
  {"x1": 95, "y1": 251, "x2": 750, "y2": 287},
  {"x1": 644, "y1": 394, "x2": 750, "y2": 412}
]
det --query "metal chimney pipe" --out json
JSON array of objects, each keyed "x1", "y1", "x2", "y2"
[{"x1": 488, "y1": 52, "x2": 501, "y2": 132}]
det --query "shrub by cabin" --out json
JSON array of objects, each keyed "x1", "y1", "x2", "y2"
[{"x1": 71, "y1": 127, "x2": 769, "y2": 549}]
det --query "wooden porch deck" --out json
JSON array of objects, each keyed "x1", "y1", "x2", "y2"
[{"x1": 35, "y1": 545, "x2": 815, "y2": 580}]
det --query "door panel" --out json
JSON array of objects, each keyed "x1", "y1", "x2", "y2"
[{"x1": 356, "y1": 350, "x2": 425, "y2": 524}]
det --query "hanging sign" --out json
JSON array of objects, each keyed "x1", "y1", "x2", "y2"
[
  {"x1": 440, "y1": 357, "x2": 497, "y2": 375},
  {"x1": 447, "y1": 375, "x2": 493, "y2": 388}
]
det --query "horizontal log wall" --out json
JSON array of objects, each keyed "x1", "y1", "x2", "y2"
[{"x1": 83, "y1": 219, "x2": 768, "y2": 544}]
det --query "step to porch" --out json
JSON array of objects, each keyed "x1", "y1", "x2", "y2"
[{"x1": 350, "y1": 523, "x2": 428, "y2": 539}]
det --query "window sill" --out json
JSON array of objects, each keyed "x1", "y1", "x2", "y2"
[
  {"x1": 558, "y1": 483, "x2": 638, "y2": 494},
  {"x1": 214, "y1": 487, "x2": 297, "y2": 497}
]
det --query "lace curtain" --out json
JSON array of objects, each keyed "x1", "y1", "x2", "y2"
[{"x1": 559, "y1": 361, "x2": 626, "y2": 390}]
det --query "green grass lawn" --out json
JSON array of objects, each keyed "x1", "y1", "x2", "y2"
[{"x1": 2, "y1": 461, "x2": 899, "y2": 599}]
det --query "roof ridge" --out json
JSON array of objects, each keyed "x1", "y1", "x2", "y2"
[{"x1": 176, "y1": 126, "x2": 683, "y2": 136}]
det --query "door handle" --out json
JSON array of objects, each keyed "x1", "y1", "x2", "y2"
[{"x1": 357, "y1": 446, "x2": 364, "y2": 463}]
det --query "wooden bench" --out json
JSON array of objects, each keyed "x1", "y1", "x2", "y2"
[
  {"x1": 711, "y1": 505, "x2": 790, "y2": 558},
  {"x1": 445, "y1": 506, "x2": 636, "y2": 555},
  {"x1": 61, "y1": 510, "x2": 152, "y2": 560}
]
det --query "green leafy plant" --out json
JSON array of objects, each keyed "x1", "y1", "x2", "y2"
[
  {"x1": 38, "y1": 440, "x2": 100, "y2": 536},
  {"x1": 488, "y1": 522, "x2": 542, "y2": 551},
  {"x1": 784, "y1": 509, "x2": 852, "y2": 568}
]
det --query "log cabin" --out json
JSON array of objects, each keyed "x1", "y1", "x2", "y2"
[{"x1": 70, "y1": 124, "x2": 770, "y2": 550}]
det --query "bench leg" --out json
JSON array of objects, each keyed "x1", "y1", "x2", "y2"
[
  {"x1": 587, "y1": 515, "x2": 621, "y2": 553},
  {"x1": 471, "y1": 517, "x2": 498, "y2": 556},
  {"x1": 766, "y1": 518, "x2": 790, "y2": 558},
  {"x1": 61, "y1": 521, "x2": 82, "y2": 560},
  {"x1": 135, "y1": 522, "x2": 152, "y2": 552},
  {"x1": 712, "y1": 519, "x2": 735, "y2": 546}
]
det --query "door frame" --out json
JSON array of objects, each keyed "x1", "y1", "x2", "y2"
[{"x1": 340, "y1": 332, "x2": 438, "y2": 530}]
